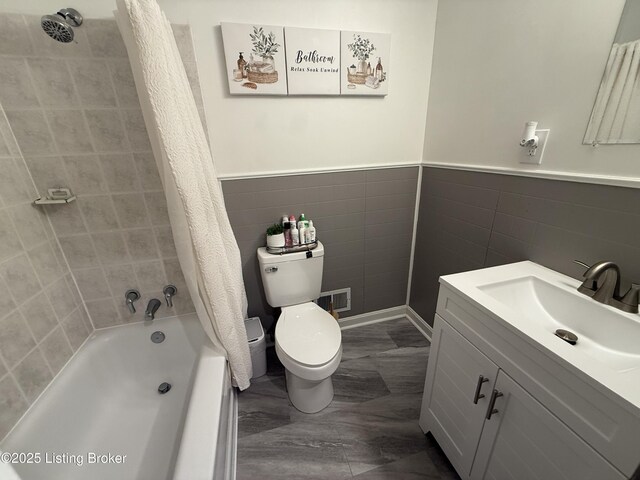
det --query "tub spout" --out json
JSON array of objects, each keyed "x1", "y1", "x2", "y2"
[{"x1": 145, "y1": 298, "x2": 162, "y2": 320}]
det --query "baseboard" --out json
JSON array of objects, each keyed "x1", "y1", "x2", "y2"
[
  {"x1": 405, "y1": 306, "x2": 433, "y2": 341},
  {"x1": 338, "y1": 305, "x2": 433, "y2": 342},
  {"x1": 338, "y1": 306, "x2": 407, "y2": 330}
]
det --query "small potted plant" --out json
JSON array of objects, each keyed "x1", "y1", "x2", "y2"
[{"x1": 266, "y1": 223, "x2": 285, "y2": 248}]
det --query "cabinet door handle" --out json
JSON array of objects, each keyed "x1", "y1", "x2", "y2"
[
  {"x1": 473, "y1": 375, "x2": 489, "y2": 404},
  {"x1": 485, "y1": 389, "x2": 504, "y2": 420}
]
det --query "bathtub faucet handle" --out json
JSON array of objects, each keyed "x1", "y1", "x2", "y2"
[
  {"x1": 163, "y1": 284, "x2": 177, "y2": 307},
  {"x1": 125, "y1": 289, "x2": 140, "y2": 314}
]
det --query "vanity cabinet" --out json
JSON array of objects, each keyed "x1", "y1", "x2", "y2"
[
  {"x1": 421, "y1": 313, "x2": 628, "y2": 480},
  {"x1": 419, "y1": 316, "x2": 498, "y2": 476}
]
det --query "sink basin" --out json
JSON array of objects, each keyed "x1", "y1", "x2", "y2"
[{"x1": 478, "y1": 276, "x2": 640, "y2": 373}]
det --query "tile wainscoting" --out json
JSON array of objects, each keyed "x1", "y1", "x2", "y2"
[
  {"x1": 410, "y1": 166, "x2": 640, "y2": 326},
  {"x1": 221, "y1": 167, "x2": 419, "y2": 330}
]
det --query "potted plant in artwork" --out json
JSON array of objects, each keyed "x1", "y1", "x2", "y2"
[
  {"x1": 248, "y1": 26, "x2": 281, "y2": 83},
  {"x1": 347, "y1": 34, "x2": 375, "y2": 74},
  {"x1": 266, "y1": 223, "x2": 285, "y2": 248}
]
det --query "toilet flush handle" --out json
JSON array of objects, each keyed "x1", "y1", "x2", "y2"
[{"x1": 265, "y1": 266, "x2": 278, "y2": 273}]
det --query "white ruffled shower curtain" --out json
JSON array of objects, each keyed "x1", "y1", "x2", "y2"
[
  {"x1": 584, "y1": 39, "x2": 640, "y2": 144},
  {"x1": 114, "y1": 0, "x2": 252, "y2": 389}
]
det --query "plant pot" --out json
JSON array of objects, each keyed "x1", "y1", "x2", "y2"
[
  {"x1": 358, "y1": 59, "x2": 368, "y2": 74},
  {"x1": 266, "y1": 233, "x2": 285, "y2": 248}
]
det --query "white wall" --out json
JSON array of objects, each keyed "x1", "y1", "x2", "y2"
[
  {"x1": 6, "y1": 0, "x2": 438, "y2": 177},
  {"x1": 423, "y1": 0, "x2": 640, "y2": 182}
]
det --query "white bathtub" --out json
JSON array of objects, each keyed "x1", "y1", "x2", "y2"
[{"x1": 1, "y1": 313, "x2": 237, "y2": 480}]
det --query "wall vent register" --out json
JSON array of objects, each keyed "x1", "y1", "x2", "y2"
[{"x1": 317, "y1": 288, "x2": 351, "y2": 313}]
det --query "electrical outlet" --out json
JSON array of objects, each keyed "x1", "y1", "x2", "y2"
[{"x1": 521, "y1": 129, "x2": 550, "y2": 165}]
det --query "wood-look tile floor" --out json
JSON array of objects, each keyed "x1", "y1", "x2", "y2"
[{"x1": 236, "y1": 318, "x2": 461, "y2": 480}]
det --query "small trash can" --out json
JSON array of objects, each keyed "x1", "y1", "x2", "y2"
[{"x1": 244, "y1": 317, "x2": 267, "y2": 379}]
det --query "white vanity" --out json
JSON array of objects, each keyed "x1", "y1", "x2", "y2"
[{"x1": 419, "y1": 261, "x2": 640, "y2": 480}]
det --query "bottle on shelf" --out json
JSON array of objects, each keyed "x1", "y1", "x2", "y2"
[
  {"x1": 299, "y1": 223, "x2": 307, "y2": 244},
  {"x1": 291, "y1": 222, "x2": 300, "y2": 246},
  {"x1": 283, "y1": 223, "x2": 292, "y2": 247},
  {"x1": 297, "y1": 213, "x2": 307, "y2": 244},
  {"x1": 308, "y1": 220, "x2": 316, "y2": 243}
]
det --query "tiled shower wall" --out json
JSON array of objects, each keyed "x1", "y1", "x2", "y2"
[
  {"x1": 0, "y1": 14, "x2": 203, "y2": 330},
  {"x1": 222, "y1": 167, "x2": 419, "y2": 330},
  {"x1": 410, "y1": 166, "x2": 640, "y2": 326},
  {"x1": 0, "y1": 108, "x2": 90, "y2": 439},
  {"x1": 0, "y1": 14, "x2": 204, "y2": 437}
]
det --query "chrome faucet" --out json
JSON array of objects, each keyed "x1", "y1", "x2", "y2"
[
  {"x1": 575, "y1": 260, "x2": 640, "y2": 314},
  {"x1": 145, "y1": 298, "x2": 162, "y2": 320},
  {"x1": 125, "y1": 289, "x2": 140, "y2": 314}
]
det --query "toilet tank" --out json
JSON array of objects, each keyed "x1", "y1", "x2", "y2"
[{"x1": 257, "y1": 242, "x2": 325, "y2": 308}]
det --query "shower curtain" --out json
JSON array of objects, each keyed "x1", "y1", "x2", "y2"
[
  {"x1": 584, "y1": 39, "x2": 640, "y2": 144},
  {"x1": 115, "y1": 0, "x2": 252, "y2": 389}
]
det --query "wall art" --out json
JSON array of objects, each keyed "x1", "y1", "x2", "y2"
[
  {"x1": 284, "y1": 27, "x2": 341, "y2": 95},
  {"x1": 221, "y1": 22, "x2": 288, "y2": 95},
  {"x1": 340, "y1": 31, "x2": 390, "y2": 95}
]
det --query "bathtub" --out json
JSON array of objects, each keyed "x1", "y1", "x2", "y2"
[{"x1": 1, "y1": 313, "x2": 237, "y2": 480}]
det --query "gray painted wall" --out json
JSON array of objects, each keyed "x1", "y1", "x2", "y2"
[
  {"x1": 221, "y1": 167, "x2": 419, "y2": 331},
  {"x1": 410, "y1": 167, "x2": 640, "y2": 325}
]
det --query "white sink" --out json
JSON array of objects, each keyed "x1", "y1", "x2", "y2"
[
  {"x1": 478, "y1": 275, "x2": 640, "y2": 372},
  {"x1": 440, "y1": 261, "x2": 640, "y2": 409}
]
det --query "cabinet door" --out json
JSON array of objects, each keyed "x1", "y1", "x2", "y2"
[
  {"x1": 420, "y1": 315, "x2": 499, "y2": 478},
  {"x1": 471, "y1": 371, "x2": 625, "y2": 480}
]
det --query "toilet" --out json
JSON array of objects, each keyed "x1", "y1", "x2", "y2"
[{"x1": 257, "y1": 242, "x2": 342, "y2": 413}]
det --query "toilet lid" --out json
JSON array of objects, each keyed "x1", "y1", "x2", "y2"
[{"x1": 276, "y1": 302, "x2": 342, "y2": 367}]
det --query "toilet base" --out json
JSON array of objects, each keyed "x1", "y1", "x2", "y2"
[{"x1": 285, "y1": 369, "x2": 335, "y2": 413}]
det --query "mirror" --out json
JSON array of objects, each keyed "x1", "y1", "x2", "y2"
[{"x1": 584, "y1": 0, "x2": 640, "y2": 145}]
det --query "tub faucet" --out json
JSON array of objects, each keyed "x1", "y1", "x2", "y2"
[
  {"x1": 145, "y1": 298, "x2": 162, "y2": 320},
  {"x1": 575, "y1": 260, "x2": 639, "y2": 314}
]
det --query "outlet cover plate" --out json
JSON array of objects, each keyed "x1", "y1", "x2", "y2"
[{"x1": 520, "y1": 129, "x2": 550, "y2": 165}]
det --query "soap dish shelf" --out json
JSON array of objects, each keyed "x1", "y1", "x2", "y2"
[
  {"x1": 34, "y1": 187, "x2": 77, "y2": 205},
  {"x1": 266, "y1": 240, "x2": 319, "y2": 255},
  {"x1": 34, "y1": 195, "x2": 77, "y2": 205}
]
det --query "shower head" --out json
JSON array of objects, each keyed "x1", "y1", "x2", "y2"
[{"x1": 41, "y1": 8, "x2": 83, "y2": 43}]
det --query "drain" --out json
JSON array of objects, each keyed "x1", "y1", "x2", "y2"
[
  {"x1": 151, "y1": 331, "x2": 165, "y2": 343},
  {"x1": 555, "y1": 329, "x2": 578, "y2": 345},
  {"x1": 158, "y1": 382, "x2": 171, "y2": 394}
]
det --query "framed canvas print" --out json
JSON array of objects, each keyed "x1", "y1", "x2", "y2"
[
  {"x1": 340, "y1": 31, "x2": 390, "y2": 96},
  {"x1": 221, "y1": 22, "x2": 288, "y2": 95},
  {"x1": 284, "y1": 27, "x2": 341, "y2": 95}
]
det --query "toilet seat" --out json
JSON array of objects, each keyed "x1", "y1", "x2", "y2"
[{"x1": 275, "y1": 302, "x2": 341, "y2": 367}]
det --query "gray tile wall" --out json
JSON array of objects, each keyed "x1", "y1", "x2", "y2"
[
  {"x1": 222, "y1": 167, "x2": 419, "y2": 330},
  {"x1": 0, "y1": 14, "x2": 205, "y2": 438},
  {"x1": 410, "y1": 166, "x2": 640, "y2": 326},
  {"x1": 0, "y1": 107, "x2": 90, "y2": 439}
]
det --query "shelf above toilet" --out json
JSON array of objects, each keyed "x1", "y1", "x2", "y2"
[{"x1": 266, "y1": 240, "x2": 319, "y2": 255}]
